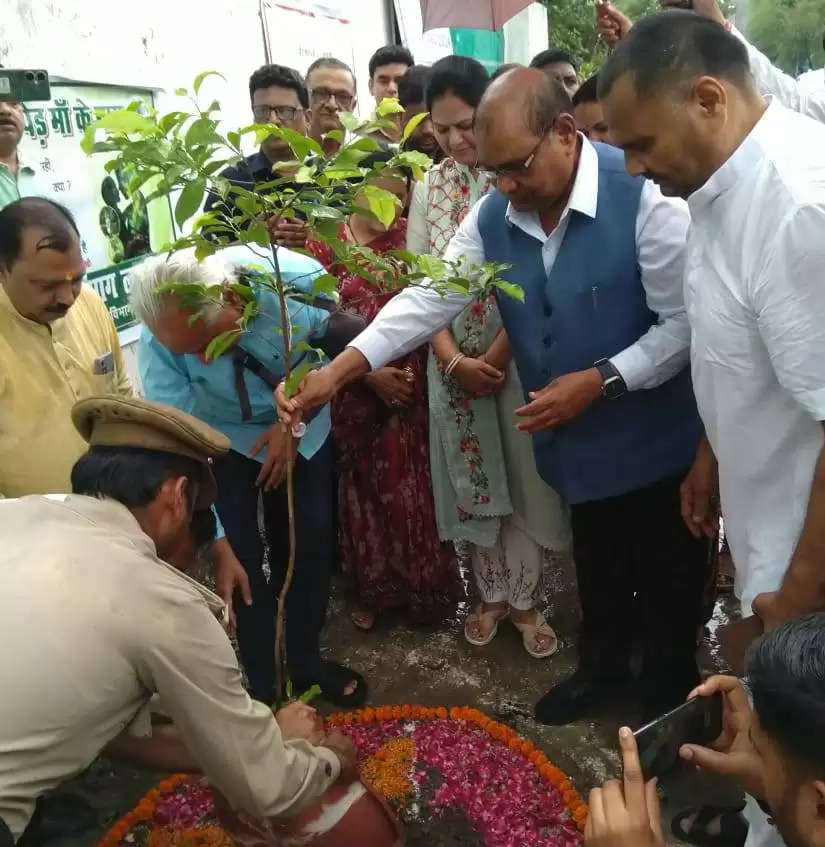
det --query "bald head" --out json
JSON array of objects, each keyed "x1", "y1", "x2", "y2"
[
  {"x1": 473, "y1": 66, "x2": 580, "y2": 216},
  {"x1": 476, "y1": 66, "x2": 572, "y2": 139}
]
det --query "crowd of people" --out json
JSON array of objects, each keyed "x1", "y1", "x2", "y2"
[{"x1": 2, "y1": 0, "x2": 825, "y2": 845}]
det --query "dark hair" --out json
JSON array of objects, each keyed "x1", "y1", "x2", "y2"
[
  {"x1": 426, "y1": 55, "x2": 489, "y2": 112},
  {"x1": 490, "y1": 62, "x2": 521, "y2": 82},
  {"x1": 530, "y1": 48, "x2": 578, "y2": 72},
  {"x1": 248, "y1": 64, "x2": 308, "y2": 109},
  {"x1": 398, "y1": 64, "x2": 430, "y2": 108},
  {"x1": 572, "y1": 74, "x2": 599, "y2": 107},
  {"x1": 369, "y1": 45, "x2": 414, "y2": 79},
  {"x1": 598, "y1": 10, "x2": 751, "y2": 101},
  {"x1": 305, "y1": 56, "x2": 356, "y2": 88},
  {"x1": 747, "y1": 614, "x2": 825, "y2": 774},
  {"x1": 71, "y1": 445, "x2": 204, "y2": 510},
  {"x1": 0, "y1": 197, "x2": 79, "y2": 268}
]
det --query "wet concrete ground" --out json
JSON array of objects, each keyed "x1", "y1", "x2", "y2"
[{"x1": 44, "y1": 553, "x2": 744, "y2": 846}]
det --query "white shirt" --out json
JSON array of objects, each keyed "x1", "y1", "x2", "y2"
[
  {"x1": 685, "y1": 99, "x2": 825, "y2": 613},
  {"x1": 735, "y1": 27, "x2": 825, "y2": 123},
  {"x1": 353, "y1": 137, "x2": 691, "y2": 392}
]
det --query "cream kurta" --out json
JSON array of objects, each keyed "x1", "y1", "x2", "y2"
[{"x1": 0, "y1": 495, "x2": 339, "y2": 839}]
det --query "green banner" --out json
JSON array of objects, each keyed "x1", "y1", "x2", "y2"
[
  {"x1": 450, "y1": 28, "x2": 504, "y2": 74},
  {"x1": 86, "y1": 256, "x2": 145, "y2": 333}
]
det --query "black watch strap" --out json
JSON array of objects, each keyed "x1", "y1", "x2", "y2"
[{"x1": 595, "y1": 358, "x2": 627, "y2": 399}]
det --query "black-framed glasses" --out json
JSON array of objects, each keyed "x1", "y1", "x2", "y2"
[
  {"x1": 310, "y1": 87, "x2": 355, "y2": 109},
  {"x1": 251, "y1": 104, "x2": 304, "y2": 123},
  {"x1": 480, "y1": 131, "x2": 550, "y2": 179}
]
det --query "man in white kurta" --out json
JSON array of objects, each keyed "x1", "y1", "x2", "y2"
[{"x1": 600, "y1": 11, "x2": 825, "y2": 847}]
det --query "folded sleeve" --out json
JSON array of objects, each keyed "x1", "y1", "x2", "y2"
[{"x1": 138, "y1": 589, "x2": 339, "y2": 819}]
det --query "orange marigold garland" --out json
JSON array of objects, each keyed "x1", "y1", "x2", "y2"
[
  {"x1": 327, "y1": 705, "x2": 588, "y2": 831},
  {"x1": 101, "y1": 705, "x2": 586, "y2": 847}
]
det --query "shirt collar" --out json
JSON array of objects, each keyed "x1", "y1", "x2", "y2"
[
  {"x1": 248, "y1": 150, "x2": 276, "y2": 177},
  {"x1": 0, "y1": 150, "x2": 35, "y2": 176},
  {"x1": 688, "y1": 96, "x2": 775, "y2": 216},
  {"x1": 505, "y1": 134, "x2": 599, "y2": 233},
  {"x1": 61, "y1": 495, "x2": 228, "y2": 618},
  {"x1": 0, "y1": 282, "x2": 55, "y2": 332}
]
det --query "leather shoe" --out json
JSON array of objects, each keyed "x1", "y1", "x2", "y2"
[{"x1": 534, "y1": 671, "x2": 625, "y2": 725}]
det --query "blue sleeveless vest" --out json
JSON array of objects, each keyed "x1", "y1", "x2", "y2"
[{"x1": 477, "y1": 143, "x2": 701, "y2": 504}]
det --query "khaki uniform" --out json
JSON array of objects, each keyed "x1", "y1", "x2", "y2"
[
  {"x1": 0, "y1": 284, "x2": 133, "y2": 498},
  {"x1": 0, "y1": 494, "x2": 339, "y2": 840}
]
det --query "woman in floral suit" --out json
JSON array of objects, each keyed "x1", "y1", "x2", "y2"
[{"x1": 406, "y1": 56, "x2": 570, "y2": 658}]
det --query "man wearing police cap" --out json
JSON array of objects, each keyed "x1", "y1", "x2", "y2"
[{"x1": 0, "y1": 395, "x2": 356, "y2": 846}]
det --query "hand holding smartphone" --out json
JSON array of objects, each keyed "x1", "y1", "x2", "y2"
[{"x1": 633, "y1": 693, "x2": 723, "y2": 780}]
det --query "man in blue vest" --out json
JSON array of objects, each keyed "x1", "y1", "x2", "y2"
[{"x1": 276, "y1": 67, "x2": 708, "y2": 725}]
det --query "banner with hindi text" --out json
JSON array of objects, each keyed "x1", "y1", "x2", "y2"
[{"x1": 19, "y1": 82, "x2": 175, "y2": 338}]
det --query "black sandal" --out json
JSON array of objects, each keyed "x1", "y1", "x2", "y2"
[
  {"x1": 671, "y1": 804, "x2": 748, "y2": 847},
  {"x1": 295, "y1": 661, "x2": 367, "y2": 709}
]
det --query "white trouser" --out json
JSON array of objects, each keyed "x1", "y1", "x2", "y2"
[{"x1": 471, "y1": 516, "x2": 542, "y2": 611}]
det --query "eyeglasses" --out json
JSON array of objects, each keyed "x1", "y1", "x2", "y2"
[
  {"x1": 480, "y1": 131, "x2": 549, "y2": 180},
  {"x1": 251, "y1": 105, "x2": 304, "y2": 123},
  {"x1": 310, "y1": 87, "x2": 355, "y2": 109}
]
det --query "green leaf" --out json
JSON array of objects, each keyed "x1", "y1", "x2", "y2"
[
  {"x1": 203, "y1": 329, "x2": 240, "y2": 362},
  {"x1": 193, "y1": 70, "x2": 226, "y2": 94},
  {"x1": 227, "y1": 130, "x2": 241, "y2": 149},
  {"x1": 401, "y1": 110, "x2": 429, "y2": 144},
  {"x1": 175, "y1": 87, "x2": 188, "y2": 96},
  {"x1": 241, "y1": 299, "x2": 259, "y2": 326},
  {"x1": 194, "y1": 240, "x2": 217, "y2": 261},
  {"x1": 158, "y1": 111, "x2": 189, "y2": 134},
  {"x1": 307, "y1": 204, "x2": 344, "y2": 221},
  {"x1": 95, "y1": 109, "x2": 159, "y2": 135},
  {"x1": 239, "y1": 222, "x2": 270, "y2": 247},
  {"x1": 311, "y1": 273, "x2": 340, "y2": 295},
  {"x1": 175, "y1": 177, "x2": 206, "y2": 228},
  {"x1": 375, "y1": 97, "x2": 404, "y2": 117},
  {"x1": 229, "y1": 282, "x2": 256, "y2": 301},
  {"x1": 284, "y1": 362, "x2": 317, "y2": 398},
  {"x1": 492, "y1": 279, "x2": 524, "y2": 302},
  {"x1": 349, "y1": 135, "x2": 383, "y2": 152},
  {"x1": 294, "y1": 164, "x2": 317, "y2": 183},
  {"x1": 323, "y1": 129, "x2": 344, "y2": 144},
  {"x1": 362, "y1": 184, "x2": 400, "y2": 229},
  {"x1": 184, "y1": 116, "x2": 219, "y2": 148},
  {"x1": 299, "y1": 684, "x2": 322, "y2": 704},
  {"x1": 338, "y1": 112, "x2": 362, "y2": 133},
  {"x1": 80, "y1": 124, "x2": 98, "y2": 155}
]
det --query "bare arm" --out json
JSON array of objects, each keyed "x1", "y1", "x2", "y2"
[
  {"x1": 430, "y1": 328, "x2": 461, "y2": 366},
  {"x1": 483, "y1": 330, "x2": 512, "y2": 371},
  {"x1": 104, "y1": 722, "x2": 201, "y2": 773}
]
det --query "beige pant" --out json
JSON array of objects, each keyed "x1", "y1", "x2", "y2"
[{"x1": 471, "y1": 516, "x2": 543, "y2": 611}]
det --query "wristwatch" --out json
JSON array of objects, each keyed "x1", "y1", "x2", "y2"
[{"x1": 594, "y1": 358, "x2": 627, "y2": 400}]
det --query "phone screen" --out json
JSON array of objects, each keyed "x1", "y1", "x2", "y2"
[{"x1": 633, "y1": 693, "x2": 723, "y2": 780}]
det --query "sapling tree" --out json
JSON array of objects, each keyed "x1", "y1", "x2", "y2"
[{"x1": 81, "y1": 72, "x2": 520, "y2": 703}]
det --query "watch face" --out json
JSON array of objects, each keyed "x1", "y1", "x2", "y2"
[{"x1": 603, "y1": 375, "x2": 625, "y2": 399}]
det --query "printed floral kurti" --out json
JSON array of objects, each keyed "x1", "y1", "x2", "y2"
[{"x1": 307, "y1": 219, "x2": 456, "y2": 621}]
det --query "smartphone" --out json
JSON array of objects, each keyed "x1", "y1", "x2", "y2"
[
  {"x1": 633, "y1": 693, "x2": 723, "y2": 779},
  {"x1": 0, "y1": 69, "x2": 51, "y2": 103}
]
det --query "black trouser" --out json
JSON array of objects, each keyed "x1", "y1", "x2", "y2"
[
  {"x1": 0, "y1": 818, "x2": 13, "y2": 847},
  {"x1": 213, "y1": 439, "x2": 334, "y2": 703},
  {"x1": 570, "y1": 471, "x2": 708, "y2": 712}
]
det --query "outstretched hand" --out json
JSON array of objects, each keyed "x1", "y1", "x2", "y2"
[{"x1": 585, "y1": 728, "x2": 664, "y2": 847}]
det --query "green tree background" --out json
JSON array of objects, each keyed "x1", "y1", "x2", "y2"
[{"x1": 537, "y1": 0, "x2": 823, "y2": 77}]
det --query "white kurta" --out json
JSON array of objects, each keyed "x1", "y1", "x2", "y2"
[{"x1": 685, "y1": 98, "x2": 825, "y2": 614}]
